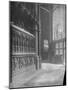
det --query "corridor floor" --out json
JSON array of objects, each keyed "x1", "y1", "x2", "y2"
[
  {"x1": 11, "y1": 63, "x2": 65, "y2": 88},
  {"x1": 22, "y1": 63, "x2": 65, "y2": 87}
]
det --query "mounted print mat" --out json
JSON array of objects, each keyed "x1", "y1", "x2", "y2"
[{"x1": 9, "y1": 1, "x2": 66, "y2": 89}]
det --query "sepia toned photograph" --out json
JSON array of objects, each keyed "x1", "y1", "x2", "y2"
[{"x1": 9, "y1": 1, "x2": 66, "y2": 89}]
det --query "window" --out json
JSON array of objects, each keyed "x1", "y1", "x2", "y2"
[
  {"x1": 59, "y1": 42, "x2": 63, "y2": 48},
  {"x1": 53, "y1": 5, "x2": 65, "y2": 41},
  {"x1": 59, "y1": 49, "x2": 63, "y2": 55},
  {"x1": 54, "y1": 25, "x2": 65, "y2": 40},
  {"x1": 55, "y1": 42, "x2": 63, "y2": 55},
  {"x1": 56, "y1": 43, "x2": 59, "y2": 48},
  {"x1": 56, "y1": 49, "x2": 59, "y2": 55}
]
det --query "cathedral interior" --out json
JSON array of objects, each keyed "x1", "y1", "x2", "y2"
[{"x1": 9, "y1": 1, "x2": 66, "y2": 88}]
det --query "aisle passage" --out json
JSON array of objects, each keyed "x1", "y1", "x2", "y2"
[{"x1": 23, "y1": 63, "x2": 65, "y2": 87}]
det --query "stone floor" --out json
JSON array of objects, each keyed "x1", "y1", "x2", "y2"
[
  {"x1": 10, "y1": 63, "x2": 65, "y2": 88},
  {"x1": 23, "y1": 63, "x2": 65, "y2": 87}
]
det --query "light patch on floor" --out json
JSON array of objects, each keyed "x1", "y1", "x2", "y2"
[
  {"x1": 10, "y1": 63, "x2": 65, "y2": 88},
  {"x1": 41, "y1": 63, "x2": 65, "y2": 71}
]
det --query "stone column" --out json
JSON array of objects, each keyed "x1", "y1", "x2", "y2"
[{"x1": 35, "y1": 4, "x2": 41, "y2": 70}]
